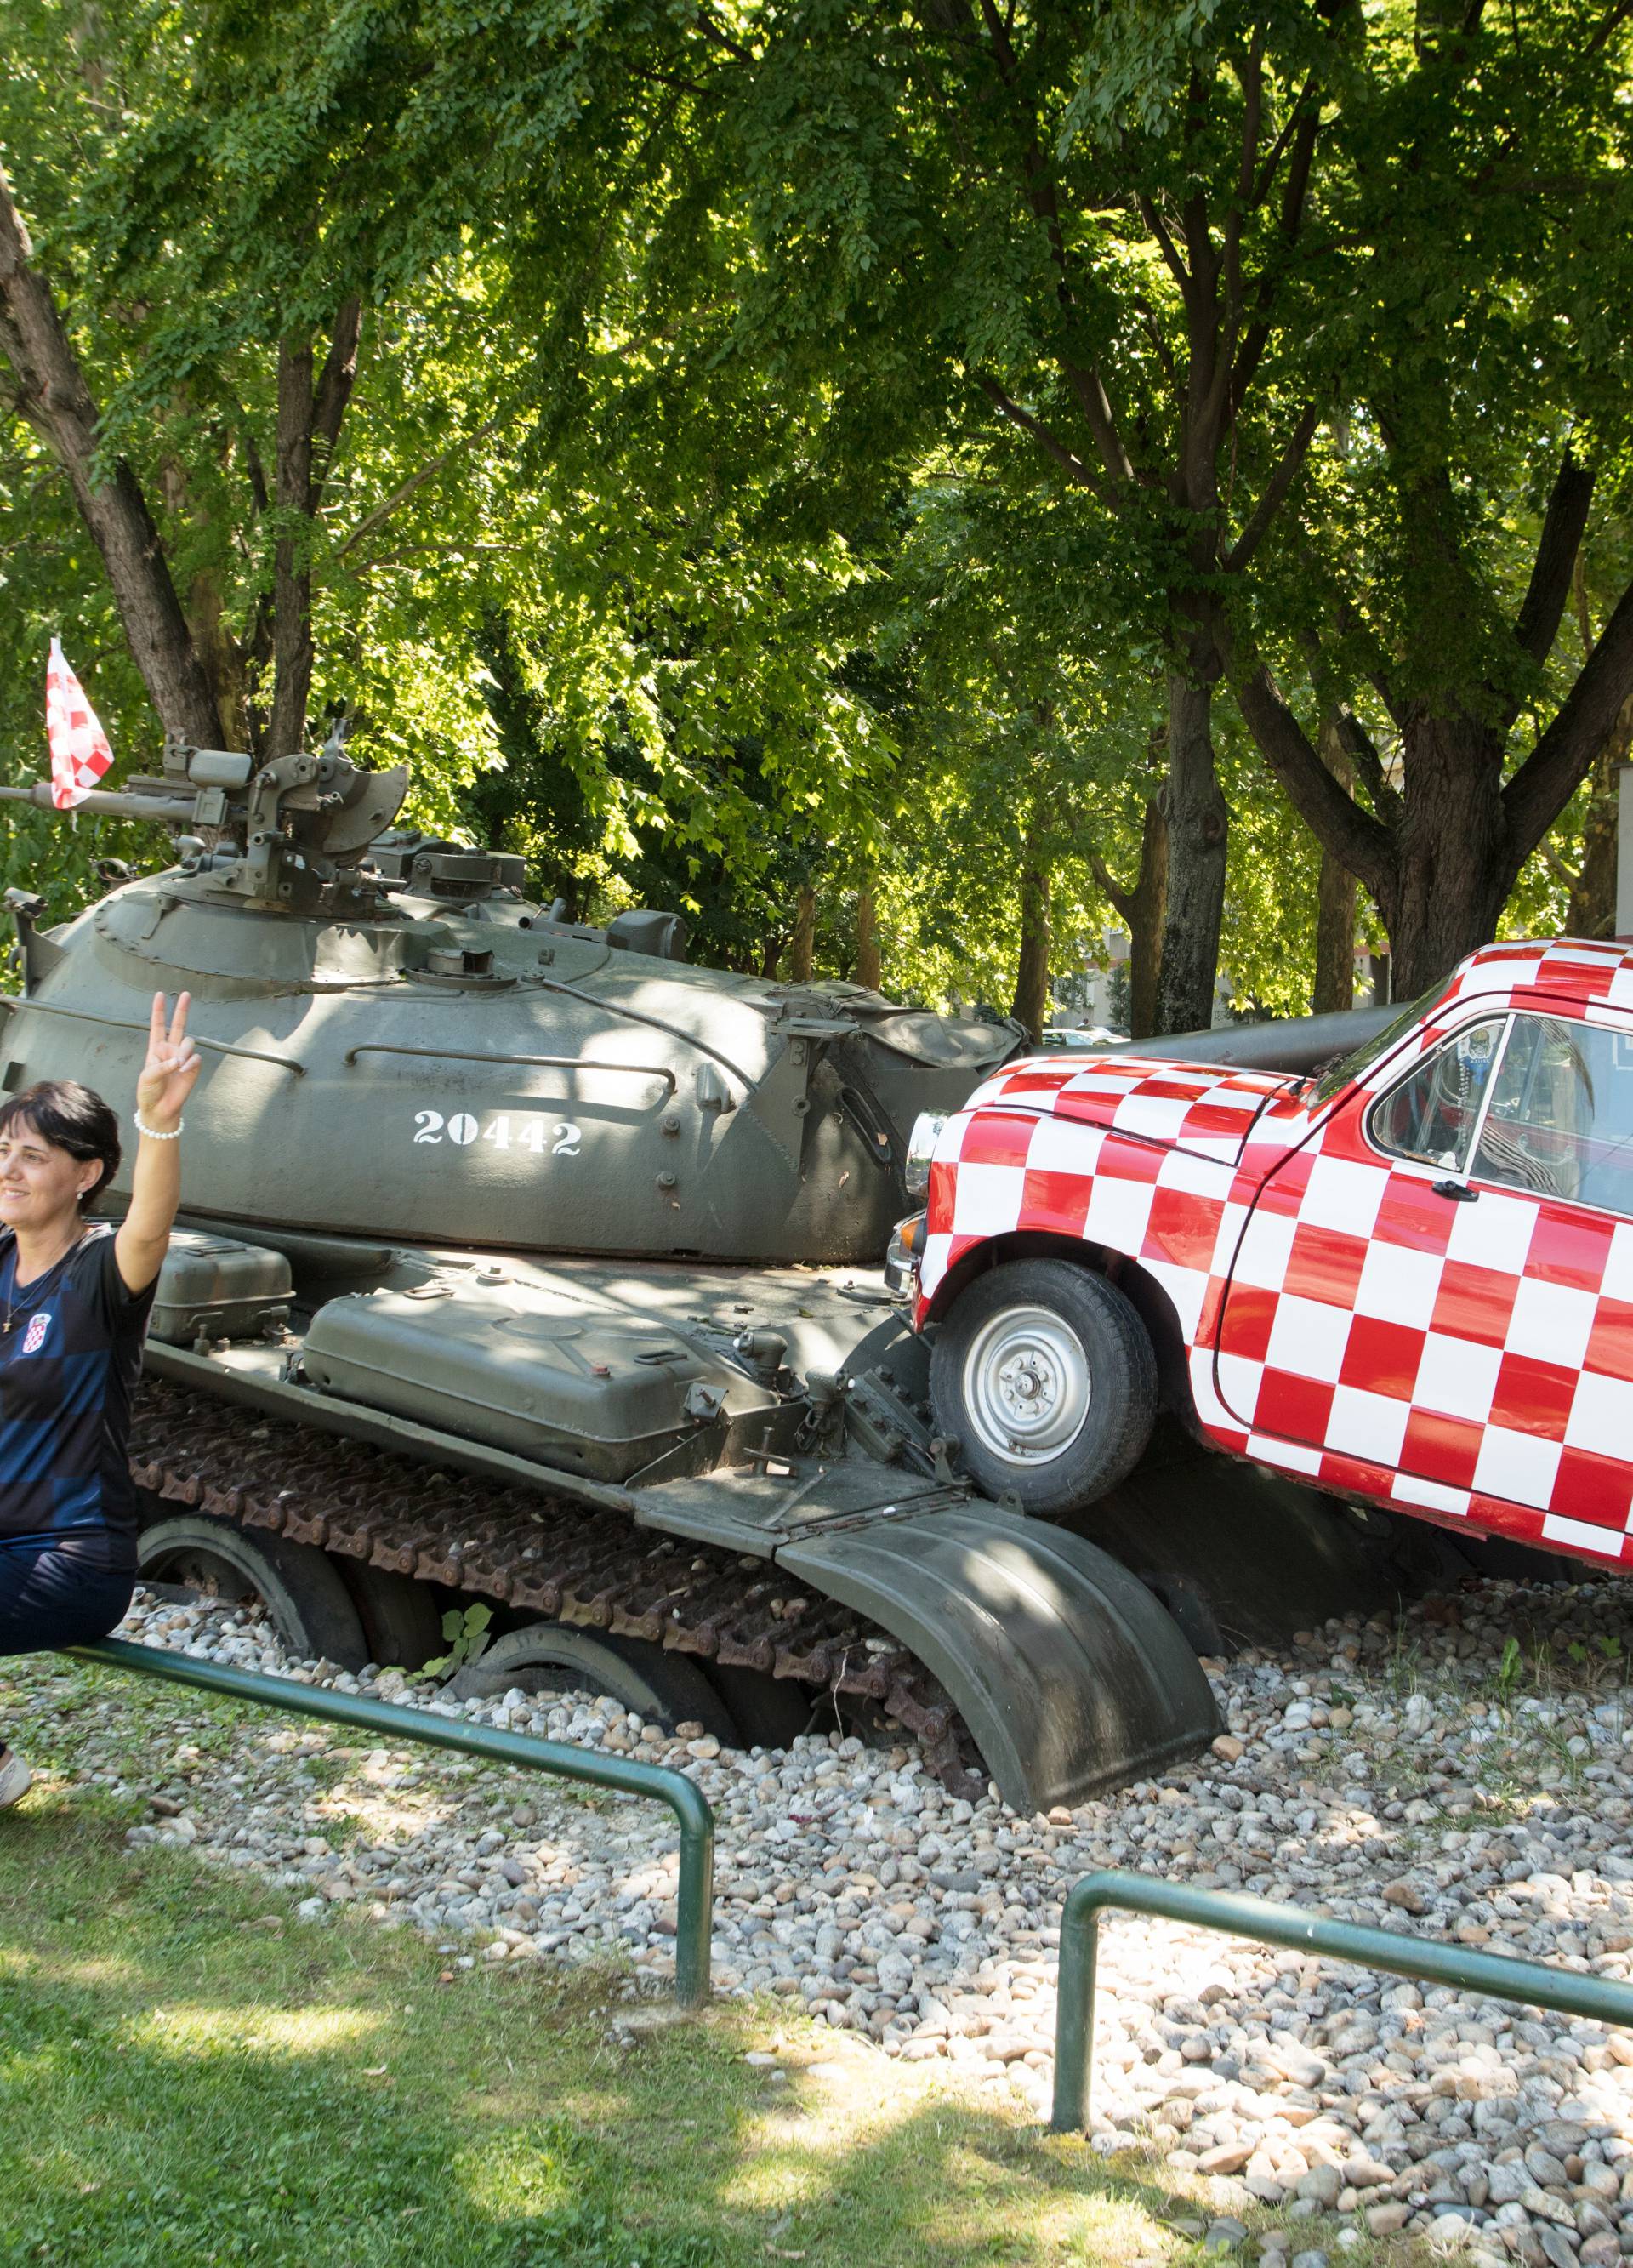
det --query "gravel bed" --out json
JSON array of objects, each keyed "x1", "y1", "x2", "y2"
[{"x1": 34, "y1": 1573, "x2": 1633, "y2": 2265}]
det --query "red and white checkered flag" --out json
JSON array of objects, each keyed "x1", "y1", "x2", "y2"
[{"x1": 44, "y1": 637, "x2": 113, "y2": 809}]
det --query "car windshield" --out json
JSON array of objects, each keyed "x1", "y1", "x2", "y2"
[{"x1": 1311, "y1": 983, "x2": 1443, "y2": 1105}]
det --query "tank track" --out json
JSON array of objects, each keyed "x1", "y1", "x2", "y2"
[{"x1": 128, "y1": 1380, "x2": 981, "y2": 1792}]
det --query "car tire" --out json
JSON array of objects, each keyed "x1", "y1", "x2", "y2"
[{"x1": 930, "y1": 1258, "x2": 1158, "y2": 1516}]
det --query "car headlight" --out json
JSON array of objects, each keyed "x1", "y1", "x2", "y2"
[{"x1": 904, "y1": 1111, "x2": 948, "y2": 1197}]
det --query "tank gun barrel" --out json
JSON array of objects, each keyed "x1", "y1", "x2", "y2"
[
  {"x1": 0, "y1": 782, "x2": 202, "y2": 824},
  {"x1": 0, "y1": 745, "x2": 251, "y2": 830}
]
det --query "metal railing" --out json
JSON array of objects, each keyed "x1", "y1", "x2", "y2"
[
  {"x1": 340, "y1": 1042, "x2": 677, "y2": 1094},
  {"x1": 65, "y1": 1637, "x2": 715, "y2": 2008},
  {"x1": 4, "y1": 996, "x2": 305, "y2": 1075},
  {"x1": 1053, "y1": 1868, "x2": 1633, "y2": 2133}
]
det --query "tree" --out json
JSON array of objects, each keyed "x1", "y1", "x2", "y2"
[
  {"x1": 1556, "y1": 532, "x2": 1633, "y2": 939},
  {"x1": 0, "y1": 164, "x2": 220, "y2": 747},
  {"x1": 1220, "y1": 0, "x2": 1633, "y2": 992},
  {"x1": 849, "y1": 465, "x2": 1180, "y2": 1029},
  {"x1": 0, "y1": 0, "x2": 657, "y2": 762},
  {"x1": 671, "y1": 0, "x2": 1356, "y2": 1028}
]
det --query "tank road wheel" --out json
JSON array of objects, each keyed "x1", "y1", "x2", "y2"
[
  {"x1": 450, "y1": 1622, "x2": 738, "y2": 1742},
  {"x1": 930, "y1": 1258, "x2": 1158, "y2": 1518},
  {"x1": 334, "y1": 1563, "x2": 444, "y2": 1672},
  {"x1": 137, "y1": 1515, "x2": 369, "y2": 1672}
]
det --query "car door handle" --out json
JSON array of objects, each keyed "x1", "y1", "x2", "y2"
[{"x1": 1431, "y1": 1179, "x2": 1479, "y2": 1202}]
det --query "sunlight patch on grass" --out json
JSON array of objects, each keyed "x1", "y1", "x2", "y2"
[
  {"x1": 129, "y1": 2000, "x2": 384, "y2": 2058},
  {"x1": 911, "y1": 2148, "x2": 1153, "y2": 2265},
  {"x1": 993, "y1": 2179, "x2": 1163, "y2": 2259},
  {"x1": 317, "y1": 1788, "x2": 434, "y2": 1838},
  {"x1": 451, "y1": 2125, "x2": 583, "y2": 2218},
  {"x1": 0, "y1": 1944, "x2": 139, "y2": 1990},
  {"x1": 722, "y1": 2053, "x2": 961, "y2": 2198}
]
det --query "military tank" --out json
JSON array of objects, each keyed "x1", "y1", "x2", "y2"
[{"x1": 1, "y1": 731, "x2": 1387, "y2": 1808}]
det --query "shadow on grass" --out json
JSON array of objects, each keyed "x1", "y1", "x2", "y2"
[{"x1": 0, "y1": 1786, "x2": 1226, "y2": 2268}]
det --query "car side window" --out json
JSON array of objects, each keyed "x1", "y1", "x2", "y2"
[
  {"x1": 1472, "y1": 1013, "x2": 1633, "y2": 1215},
  {"x1": 1368, "y1": 1018, "x2": 1507, "y2": 1171}
]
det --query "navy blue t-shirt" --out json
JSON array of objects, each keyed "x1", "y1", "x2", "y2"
[{"x1": 0, "y1": 1225, "x2": 156, "y2": 1569}]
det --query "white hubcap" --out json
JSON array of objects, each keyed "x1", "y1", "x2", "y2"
[{"x1": 962, "y1": 1304, "x2": 1090, "y2": 1466}]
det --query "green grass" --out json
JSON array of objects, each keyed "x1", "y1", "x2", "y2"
[
  {"x1": 0, "y1": 1655, "x2": 1426, "y2": 2268},
  {"x1": 0, "y1": 1758, "x2": 1182, "y2": 2268}
]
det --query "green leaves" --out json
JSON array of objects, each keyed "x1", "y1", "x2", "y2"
[
  {"x1": 418, "y1": 1600, "x2": 493, "y2": 1681},
  {"x1": 1059, "y1": 0, "x2": 1227, "y2": 151},
  {"x1": 7, "y1": 0, "x2": 1630, "y2": 1014}
]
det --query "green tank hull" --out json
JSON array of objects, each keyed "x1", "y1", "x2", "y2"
[{"x1": 0, "y1": 734, "x2": 1328, "y2": 1807}]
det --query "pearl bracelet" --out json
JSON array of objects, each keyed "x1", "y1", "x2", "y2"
[{"x1": 133, "y1": 1111, "x2": 184, "y2": 1142}]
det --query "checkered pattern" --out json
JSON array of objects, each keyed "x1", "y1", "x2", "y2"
[
  {"x1": 959, "y1": 1052, "x2": 1297, "y2": 1162},
  {"x1": 1441, "y1": 936, "x2": 1633, "y2": 1016},
  {"x1": 916, "y1": 941, "x2": 1633, "y2": 1573},
  {"x1": 45, "y1": 637, "x2": 113, "y2": 810}
]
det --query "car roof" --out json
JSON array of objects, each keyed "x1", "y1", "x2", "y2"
[{"x1": 1442, "y1": 937, "x2": 1633, "y2": 1014}]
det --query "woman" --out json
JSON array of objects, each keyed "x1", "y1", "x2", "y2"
[{"x1": 0, "y1": 993, "x2": 200, "y2": 1807}]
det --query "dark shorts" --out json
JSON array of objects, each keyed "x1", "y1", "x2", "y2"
[{"x1": 0, "y1": 1537, "x2": 135, "y2": 1656}]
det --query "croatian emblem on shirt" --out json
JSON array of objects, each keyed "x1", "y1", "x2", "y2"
[{"x1": 21, "y1": 1313, "x2": 50, "y2": 1355}]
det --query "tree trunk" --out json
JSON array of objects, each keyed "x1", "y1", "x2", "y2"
[
  {"x1": 1377, "y1": 715, "x2": 1511, "y2": 994},
  {"x1": 1567, "y1": 699, "x2": 1633, "y2": 940},
  {"x1": 1086, "y1": 794, "x2": 1167, "y2": 1040},
  {"x1": 0, "y1": 166, "x2": 219, "y2": 745},
  {"x1": 789, "y1": 886, "x2": 816, "y2": 982},
  {"x1": 263, "y1": 302, "x2": 361, "y2": 760},
  {"x1": 1312, "y1": 715, "x2": 1357, "y2": 1014},
  {"x1": 855, "y1": 881, "x2": 881, "y2": 990},
  {"x1": 1010, "y1": 859, "x2": 1050, "y2": 1043},
  {"x1": 1314, "y1": 849, "x2": 1357, "y2": 1013},
  {"x1": 267, "y1": 333, "x2": 316, "y2": 758},
  {"x1": 160, "y1": 425, "x2": 250, "y2": 748},
  {"x1": 189, "y1": 566, "x2": 251, "y2": 749},
  {"x1": 1154, "y1": 672, "x2": 1228, "y2": 1032},
  {"x1": 1126, "y1": 796, "x2": 1169, "y2": 1040}
]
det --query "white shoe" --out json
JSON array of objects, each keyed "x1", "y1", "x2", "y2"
[{"x1": 0, "y1": 1746, "x2": 31, "y2": 1809}]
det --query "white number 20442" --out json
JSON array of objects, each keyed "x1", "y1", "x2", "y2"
[{"x1": 413, "y1": 1110, "x2": 581, "y2": 1156}]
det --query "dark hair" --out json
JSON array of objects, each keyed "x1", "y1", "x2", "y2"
[{"x1": 0, "y1": 1080, "x2": 122, "y2": 1211}]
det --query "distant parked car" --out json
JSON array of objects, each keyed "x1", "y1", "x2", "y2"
[
  {"x1": 1039, "y1": 1025, "x2": 1126, "y2": 1050},
  {"x1": 899, "y1": 939, "x2": 1633, "y2": 1574}
]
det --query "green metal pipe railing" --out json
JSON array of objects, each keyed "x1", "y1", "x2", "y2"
[
  {"x1": 1052, "y1": 1868, "x2": 1633, "y2": 2134},
  {"x1": 66, "y1": 1637, "x2": 715, "y2": 2008}
]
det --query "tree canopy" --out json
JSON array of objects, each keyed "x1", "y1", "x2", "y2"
[{"x1": 2, "y1": 0, "x2": 1630, "y2": 1031}]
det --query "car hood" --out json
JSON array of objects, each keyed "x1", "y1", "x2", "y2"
[{"x1": 959, "y1": 1051, "x2": 1314, "y2": 1167}]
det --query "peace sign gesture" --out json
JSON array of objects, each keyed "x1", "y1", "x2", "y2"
[{"x1": 135, "y1": 991, "x2": 202, "y2": 1131}]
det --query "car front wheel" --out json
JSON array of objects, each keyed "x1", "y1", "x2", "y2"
[{"x1": 929, "y1": 1257, "x2": 1158, "y2": 1516}]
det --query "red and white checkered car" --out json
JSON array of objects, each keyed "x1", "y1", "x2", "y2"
[{"x1": 909, "y1": 940, "x2": 1633, "y2": 1568}]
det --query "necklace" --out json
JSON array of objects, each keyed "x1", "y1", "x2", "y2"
[{"x1": 2, "y1": 1230, "x2": 86, "y2": 1339}]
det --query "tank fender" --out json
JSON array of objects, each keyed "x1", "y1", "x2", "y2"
[{"x1": 777, "y1": 1509, "x2": 1220, "y2": 1813}]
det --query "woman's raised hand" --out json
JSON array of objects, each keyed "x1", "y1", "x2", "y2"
[{"x1": 135, "y1": 991, "x2": 202, "y2": 1129}]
